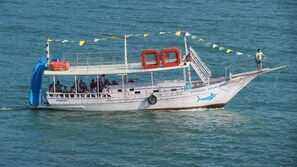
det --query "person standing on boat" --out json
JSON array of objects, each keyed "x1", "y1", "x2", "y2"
[
  {"x1": 255, "y1": 49, "x2": 266, "y2": 71},
  {"x1": 90, "y1": 79, "x2": 97, "y2": 93}
]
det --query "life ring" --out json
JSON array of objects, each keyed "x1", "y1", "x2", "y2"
[
  {"x1": 161, "y1": 47, "x2": 181, "y2": 67},
  {"x1": 141, "y1": 49, "x2": 160, "y2": 69},
  {"x1": 147, "y1": 94, "x2": 157, "y2": 105}
]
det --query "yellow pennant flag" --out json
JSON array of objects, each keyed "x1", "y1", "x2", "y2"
[
  {"x1": 144, "y1": 34, "x2": 150, "y2": 37},
  {"x1": 198, "y1": 38, "x2": 204, "y2": 42},
  {"x1": 175, "y1": 31, "x2": 181, "y2": 36},
  {"x1": 226, "y1": 49, "x2": 233, "y2": 53},
  {"x1": 112, "y1": 36, "x2": 118, "y2": 39},
  {"x1": 47, "y1": 39, "x2": 54, "y2": 42},
  {"x1": 79, "y1": 40, "x2": 85, "y2": 46}
]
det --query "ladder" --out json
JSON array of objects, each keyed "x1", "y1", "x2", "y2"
[{"x1": 189, "y1": 46, "x2": 212, "y2": 84}]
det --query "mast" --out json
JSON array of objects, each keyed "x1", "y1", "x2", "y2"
[
  {"x1": 124, "y1": 34, "x2": 128, "y2": 69},
  {"x1": 184, "y1": 31, "x2": 192, "y2": 88},
  {"x1": 46, "y1": 37, "x2": 50, "y2": 66},
  {"x1": 124, "y1": 34, "x2": 129, "y2": 83},
  {"x1": 184, "y1": 31, "x2": 188, "y2": 55}
]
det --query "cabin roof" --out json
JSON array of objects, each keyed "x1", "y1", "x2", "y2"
[{"x1": 44, "y1": 62, "x2": 188, "y2": 76}]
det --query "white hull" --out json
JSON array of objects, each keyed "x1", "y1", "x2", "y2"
[{"x1": 44, "y1": 74, "x2": 256, "y2": 111}]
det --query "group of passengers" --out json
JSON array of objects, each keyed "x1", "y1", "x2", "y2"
[{"x1": 49, "y1": 75, "x2": 117, "y2": 95}]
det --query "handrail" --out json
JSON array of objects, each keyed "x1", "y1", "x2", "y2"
[
  {"x1": 192, "y1": 56, "x2": 211, "y2": 78},
  {"x1": 189, "y1": 47, "x2": 212, "y2": 75},
  {"x1": 193, "y1": 53, "x2": 211, "y2": 75},
  {"x1": 194, "y1": 56, "x2": 211, "y2": 76}
]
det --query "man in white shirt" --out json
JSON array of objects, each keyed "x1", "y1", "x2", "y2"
[{"x1": 255, "y1": 49, "x2": 266, "y2": 71}]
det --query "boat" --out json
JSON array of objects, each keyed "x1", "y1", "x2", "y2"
[{"x1": 29, "y1": 31, "x2": 288, "y2": 111}]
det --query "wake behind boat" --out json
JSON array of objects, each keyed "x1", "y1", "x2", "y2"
[{"x1": 29, "y1": 31, "x2": 288, "y2": 111}]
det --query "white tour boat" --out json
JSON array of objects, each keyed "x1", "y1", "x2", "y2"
[{"x1": 29, "y1": 31, "x2": 288, "y2": 111}]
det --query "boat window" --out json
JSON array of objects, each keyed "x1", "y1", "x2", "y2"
[
  {"x1": 135, "y1": 91, "x2": 141, "y2": 94},
  {"x1": 129, "y1": 88, "x2": 134, "y2": 91},
  {"x1": 153, "y1": 90, "x2": 159, "y2": 93},
  {"x1": 171, "y1": 88, "x2": 177, "y2": 91},
  {"x1": 118, "y1": 89, "x2": 122, "y2": 92}
]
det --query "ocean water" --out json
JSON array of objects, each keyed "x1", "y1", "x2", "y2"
[{"x1": 0, "y1": 0, "x2": 296, "y2": 166}]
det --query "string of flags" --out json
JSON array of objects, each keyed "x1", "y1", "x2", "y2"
[{"x1": 47, "y1": 30, "x2": 252, "y2": 58}]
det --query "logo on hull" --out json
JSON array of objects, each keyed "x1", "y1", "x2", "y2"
[{"x1": 197, "y1": 93, "x2": 217, "y2": 102}]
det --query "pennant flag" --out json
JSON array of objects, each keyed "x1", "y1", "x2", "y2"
[
  {"x1": 144, "y1": 34, "x2": 150, "y2": 37},
  {"x1": 175, "y1": 31, "x2": 181, "y2": 36},
  {"x1": 79, "y1": 40, "x2": 85, "y2": 46},
  {"x1": 236, "y1": 52, "x2": 243, "y2": 55},
  {"x1": 185, "y1": 31, "x2": 191, "y2": 37},
  {"x1": 198, "y1": 38, "x2": 204, "y2": 42},
  {"x1": 112, "y1": 36, "x2": 118, "y2": 39},
  {"x1": 159, "y1": 32, "x2": 166, "y2": 34},
  {"x1": 94, "y1": 38, "x2": 100, "y2": 42},
  {"x1": 47, "y1": 39, "x2": 54, "y2": 42},
  {"x1": 126, "y1": 35, "x2": 133, "y2": 38},
  {"x1": 226, "y1": 49, "x2": 233, "y2": 53},
  {"x1": 246, "y1": 54, "x2": 251, "y2": 57},
  {"x1": 212, "y1": 44, "x2": 218, "y2": 48},
  {"x1": 219, "y1": 47, "x2": 225, "y2": 50},
  {"x1": 62, "y1": 40, "x2": 69, "y2": 43},
  {"x1": 191, "y1": 35, "x2": 197, "y2": 39}
]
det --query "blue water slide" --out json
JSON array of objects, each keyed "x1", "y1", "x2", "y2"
[{"x1": 29, "y1": 55, "x2": 62, "y2": 106}]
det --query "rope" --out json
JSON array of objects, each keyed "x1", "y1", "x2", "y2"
[{"x1": 274, "y1": 71, "x2": 280, "y2": 88}]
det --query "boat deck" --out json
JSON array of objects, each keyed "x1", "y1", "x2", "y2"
[{"x1": 44, "y1": 62, "x2": 188, "y2": 76}]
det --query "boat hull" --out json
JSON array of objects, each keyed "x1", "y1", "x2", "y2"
[{"x1": 43, "y1": 74, "x2": 256, "y2": 111}]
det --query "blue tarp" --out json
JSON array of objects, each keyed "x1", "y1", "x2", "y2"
[
  {"x1": 29, "y1": 58, "x2": 47, "y2": 106},
  {"x1": 29, "y1": 55, "x2": 63, "y2": 106}
]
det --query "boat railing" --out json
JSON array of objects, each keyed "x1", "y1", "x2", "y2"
[
  {"x1": 224, "y1": 63, "x2": 234, "y2": 79},
  {"x1": 46, "y1": 92, "x2": 110, "y2": 98},
  {"x1": 61, "y1": 51, "x2": 142, "y2": 70},
  {"x1": 224, "y1": 60, "x2": 256, "y2": 79}
]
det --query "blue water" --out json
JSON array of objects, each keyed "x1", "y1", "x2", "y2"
[{"x1": 0, "y1": 0, "x2": 296, "y2": 166}]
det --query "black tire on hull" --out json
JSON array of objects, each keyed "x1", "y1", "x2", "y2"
[{"x1": 148, "y1": 95, "x2": 157, "y2": 105}]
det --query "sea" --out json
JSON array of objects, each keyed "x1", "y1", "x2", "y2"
[{"x1": 0, "y1": 0, "x2": 296, "y2": 166}]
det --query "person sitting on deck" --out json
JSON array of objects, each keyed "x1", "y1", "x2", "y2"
[
  {"x1": 49, "y1": 82, "x2": 54, "y2": 92},
  {"x1": 90, "y1": 79, "x2": 97, "y2": 92},
  {"x1": 102, "y1": 85, "x2": 111, "y2": 97},
  {"x1": 62, "y1": 86, "x2": 69, "y2": 93},
  {"x1": 104, "y1": 79, "x2": 110, "y2": 86},
  {"x1": 55, "y1": 81, "x2": 64, "y2": 92},
  {"x1": 84, "y1": 88, "x2": 90, "y2": 94},
  {"x1": 70, "y1": 86, "x2": 76, "y2": 93},
  {"x1": 79, "y1": 80, "x2": 88, "y2": 92},
  {"x1": 185, "y1": 53, "x2": 193, "y2": 62}
]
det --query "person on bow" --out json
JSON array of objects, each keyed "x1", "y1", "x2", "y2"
[{"x1": 255, "y1": 49, "x2": 266, "y2": 71}]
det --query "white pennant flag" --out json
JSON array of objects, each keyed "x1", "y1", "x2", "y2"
[
  {"x1": 94, "y1": 38, "x2": 100, "y2": 42},
  {"x1": 159, "y1": 32, "x2": 166, "y2": 34},
  {"x1": 185, "y1": 31, "x2": 191, "y2": 37},
  {"x1": 212, "y1": 44, "x2": 218, "y2": 48},
  {"x1": 62, "y1": 40, "x2": 69, "y2": 43},
  {"x1": 236, "y1": 52, "x2": 243, "y2": 55}
]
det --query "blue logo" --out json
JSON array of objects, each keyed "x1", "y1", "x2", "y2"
[{"x1": 197, "y1": 93, "x2": 217, "y2": 102}]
